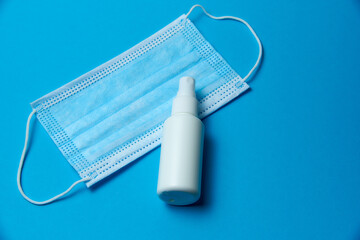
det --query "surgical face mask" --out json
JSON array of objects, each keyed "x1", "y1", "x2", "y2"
[{"x1": 17, "y1": 4, "x2": 262, "y2": 205}]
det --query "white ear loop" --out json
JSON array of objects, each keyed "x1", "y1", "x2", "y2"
[
  {"x1": 17, "y1": 110, "x2": 91, "y2": 205},
  {"x1": 185, "y1": 4, "x2": 263, "y2": 82}
]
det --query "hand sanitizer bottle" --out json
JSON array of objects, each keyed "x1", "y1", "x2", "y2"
[{"x1": 157, "y1": 76, "x2": 205, "y2": 205}]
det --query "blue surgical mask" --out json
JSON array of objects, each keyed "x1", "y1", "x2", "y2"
[{"x1": 17, "y1": 4, "x2": 262, "y2": 205}]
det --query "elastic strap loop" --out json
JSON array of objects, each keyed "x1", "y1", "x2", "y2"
[
  {"x1": 17, "y1": 110, "x2": 91, "y2": 205},
  {"x1": 185, "y1": 4, "x2": 263, "y2": 82}
]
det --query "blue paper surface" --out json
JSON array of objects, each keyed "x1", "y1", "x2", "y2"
[{"x1": 1, "y1": 0, "x2": 360, "y2": 239}]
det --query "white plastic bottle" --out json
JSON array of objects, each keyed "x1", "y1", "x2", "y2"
[{"x1": 157, "y1": 76, "x2": 204, "y2": 205}]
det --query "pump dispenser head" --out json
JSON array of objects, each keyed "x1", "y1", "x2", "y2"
[
  {"x1": 171, "y1": 77, "x2": 198, "y2": 116},
  {"x1": 178, "y1": 77, "x2": 195, "y2": 97}
]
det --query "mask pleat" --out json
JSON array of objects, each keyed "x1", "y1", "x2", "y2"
[
  {"x1": 49, "y1": 32, "x2": 190, "y2": 129},
  {"x1": 63, "y1": 51, "x2": 200, "y2": 144},
  {"x1": 71, "y1": 59, "x2": 217, "y2": 160}
]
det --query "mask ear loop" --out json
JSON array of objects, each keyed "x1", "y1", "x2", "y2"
[
  {"x1": 17, "y1": 110, "x2": 91, "y2": 205},
  {"x1": 185, "y1": 4, "x2": 263, "y2": 82}
]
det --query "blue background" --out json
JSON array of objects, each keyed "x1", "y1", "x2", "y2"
[{"x1": 1, "y1": 0, "x2": 360, "y2": 239}]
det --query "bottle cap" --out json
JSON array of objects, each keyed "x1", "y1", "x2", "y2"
[
  {"x1": 177, "y1": 76, "x2": 195, "y2": 97},
  {"x1": 171, "y1": 77, "x2": 198, "y2": 116}
]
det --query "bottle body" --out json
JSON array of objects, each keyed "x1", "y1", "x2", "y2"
[{"x1": 157, "y1": 113, "x2": 204, "y2": 205}]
